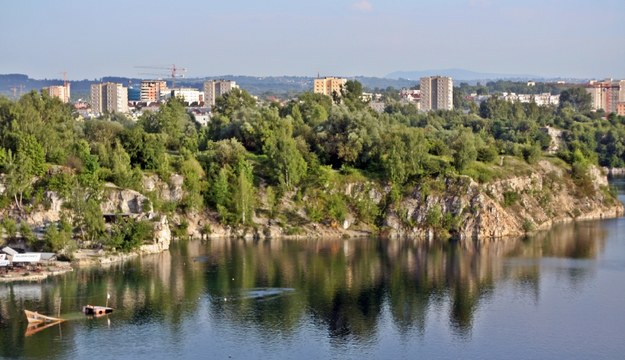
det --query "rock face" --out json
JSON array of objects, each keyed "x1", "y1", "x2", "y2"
[
  {"x1": 142, "y1": 174, "x2": 184, "y2": 202},
  {"x1": 141, "y1": 216, "x2": 171, "y2": 254},
  {"x1": 383, "y1": 161, "x2": 624, "y2": 241},
  {"x1": 101, "y1": 184, "x2": 153, "y2": 217}
]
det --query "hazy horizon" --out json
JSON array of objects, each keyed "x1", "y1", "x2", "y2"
[{"x1": 2, "y1": 0, "x2": 624, "y2": 80}]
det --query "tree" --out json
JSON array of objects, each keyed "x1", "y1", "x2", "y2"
[
  {"x1": 559, "y1": 87, "x2": 592, "y2": 113},
  {"x1": 213, "y1": 88, "x2": 256, "y2": 118},
  {"x1": 178, "y1": 151, "x2": 206, "y2": 212},
  {"x1": 452, "y1": 130, "x2": 477, "y2": 171},
  {"x1": 4, "y1": 134, "x2": 46, "y2": 210},
  {"x1": 232, "y1": 158, "x2": 255, "y2": 225},
  {"x1": 108, "y1": 218, "x2": 153, "y2": 252},
  {"x1": 341, "y1": 80, "x2": 366, "y2": 110},
  {"x1": 262, "y1": 113, "x2": 308, "y2": 189}
]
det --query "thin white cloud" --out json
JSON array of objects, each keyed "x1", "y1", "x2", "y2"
[{"x1": 352, "y1": 0, "x2": 373, "y2": 12}]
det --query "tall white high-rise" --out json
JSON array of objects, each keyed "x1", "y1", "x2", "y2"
[
  {"x1": 420, "y1": 76, "x2": 453, "y2": 111},
  {"x1": 90, "y1": 82, "x2": 129, "y2": 114}
]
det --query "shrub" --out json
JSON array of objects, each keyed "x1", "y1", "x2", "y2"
[
  {"x1": 108, "y1": 218, "x2": 154, "y2": 252},
  {"x1": 503, "y1": 191, "x2": 519, "y2": 207}
]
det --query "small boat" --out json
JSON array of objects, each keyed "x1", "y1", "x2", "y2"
[
  {"x1": 24, "y1": 310, "x2": 64, "y2": 324},
  {"x1": 82, "y1": 305, "x2": 114, "y2": 316}
]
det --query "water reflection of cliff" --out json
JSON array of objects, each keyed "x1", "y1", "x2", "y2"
[{"x1": 0, "y1": 220, "x2": 608, "y2": 357}]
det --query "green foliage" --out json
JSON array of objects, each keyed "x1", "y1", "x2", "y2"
[
  {"x1": 522, "y1": 143, "x2": 542, "y2": 164},
  {"x1": 477, "y1": 145, "x2": 498, "y2": 163},
  {"x1": 177, "y1": 152, "x2": 206, "y2": 213},
  {"x1": 139, "y1": 97, "x2": 198, "y2": 152},
  {"x1": 265, "y1": 186, "x2": 278, "y2": 218},
  {"x1": 558, "y1": 87, "x2": 592, "y2": 113},
  {"x1": 2, "y1": 218, "x2": 17, "y2": 240},
  {"x1": 503, "y1": 191, "x2": 520, "y2": 207},
  {"x1": 425, "y1": 205, "x2": 443, "y2": 229},
  {"x1": 522, "y1": 218, "x2": 535, "y2": 233},
  {"x1": 44, "y1": 217, "x2": 74, "y2": 253},
  {"x1": 213, "y1": 88, "x2": 257, "y2": 118},
  {"x1": 108, "y1": 218, "x2": 154, "y2": 252},
  {"x1": 452, "y1": 130, "x2": 477, "y2": 171},
  {"x1": 19, "y1": 222, "x2": 37, "y2": 247},
  {"x1": 327, "y1": 193, "x2": 348, "y2": 223},
  {"x1": 1, "y1": 80, "x2": 625, "y2": 239},
  {"x1": 3, "y1": 134, "x2": 47, "y2": 210}
]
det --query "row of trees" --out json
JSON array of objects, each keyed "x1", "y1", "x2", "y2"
[{"x1": 1, "y1": 83, "x2": 624, "y2": 251}]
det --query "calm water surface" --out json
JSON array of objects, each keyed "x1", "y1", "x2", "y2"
[{"x1": 1, "y1": 179, "x2": 625, "y2": 359}]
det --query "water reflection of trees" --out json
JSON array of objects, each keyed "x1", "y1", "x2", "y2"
[{"x1": 0, "y1": 220, "x2": 607, "y2": 356}]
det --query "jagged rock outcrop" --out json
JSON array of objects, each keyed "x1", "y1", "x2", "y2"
[
  {"x1": 383, "y1": 161, "x2": 624, "y2": 241},
  {"x1": 101, "y1": 184, "x2": 153, "y2": 217},
  {"x1": 142, "y1": 174, "x2": 184, "y2": 202},
  {"x1": 140, "y1": 215, "x2": 171, "y2": 253}
]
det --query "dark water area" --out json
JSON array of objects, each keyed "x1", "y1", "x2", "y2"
[{"x1": 1, "y1": 179, "x2": 624, "y2": 359}]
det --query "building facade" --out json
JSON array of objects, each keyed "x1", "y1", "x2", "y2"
[
  {"x1": 90, "y1": 82, "x2": 129, "y2": 114},
  {"x1": 420, "y1": 76, "x2": 453, "y2": 111},
  {"x1": 42, "y1": 84, "x2": 70, "y2": 103},
  {"x1": 313, "y1": 77, "x2": 347, "y2": 97},
  {"x1": 171, "y1": 87, "x2": 202, "y2": 105},
  {"x1": 203, "y1": 80, "x2": 238, "y2": 107},
  {"x1": 501, "y1": 92, "x2": 560, "y2": 106},
  {"x1": 140, "y1": 80, "x2": 168, "y2": 103},
  {"x1": 586, "y1": 79, "x2": 622, "y2": 114}
]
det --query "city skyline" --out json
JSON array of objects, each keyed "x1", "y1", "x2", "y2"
[{"x1": 1, "y1": 0, "x2": 624, "y2": 80}]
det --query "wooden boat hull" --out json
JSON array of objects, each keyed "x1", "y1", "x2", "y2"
[{"x1": 24, "y1": 310, "x2": 63, "y2": 324}]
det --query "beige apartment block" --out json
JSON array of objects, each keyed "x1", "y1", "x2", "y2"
[
  {"x1": 204, "y1": 80, "x2": 238, "y2": 107},
  {"x1": 42, "y1": 84, "x2": 71, "y2": 103},
  {"x1": 420, "y1": 76, "x2": 453, "y2": 111},
  {"x1": 313, "y1": 77, "x2": 347, "y2": 97}
]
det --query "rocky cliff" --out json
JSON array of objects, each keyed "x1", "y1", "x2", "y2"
[
  {"x1": 383, "y1": 160, "x2": 623, "y2": 241},
  {"x1": 2, "y1": 160, "x2": 622, "y2": 251}
]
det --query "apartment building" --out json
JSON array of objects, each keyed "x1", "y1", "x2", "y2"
[
  {"x1": 171, "y1": 87, "x2": 202, "y2": 105},
  {"x1": 90, "y1": 82, "x2": 129, "y2": 114},
  {"x1": 203, "y1": 80, "x2": 238, "y2": 107},
  {"x1": 313, "y1": 77, "x2": 347, "y2": 97},
  {"x1": 501, "y1": 92, "x2": 560, "y2": 106},
  {"x1": 420, "y1": 76, "x2": 453, "y2": 111},
  {"x1": 42, "y1": 84, "x2": 70, "y2": 103},
  {"x1": 140, "y1": 80, "x2": 168, "y2": 103},
  {"x1": 586, "y1": 79, "x2": 622, "y2": 114}
]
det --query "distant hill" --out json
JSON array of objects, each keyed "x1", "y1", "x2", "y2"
[
  {"x1": 1, "y1": 74, "x2": 420, "y2": 100},
  {"x1": 385, "y1": 68, "x2": 539, "y2": 81},
  {"x1": 0, "y1": 74, "x2": 141, "y2": 101}
]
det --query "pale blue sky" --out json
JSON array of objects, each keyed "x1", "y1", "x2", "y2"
[{"x1": 1, "y1": 0, "x2": 623, "y2": 80}]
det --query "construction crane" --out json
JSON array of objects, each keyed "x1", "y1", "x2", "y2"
[{"x1": 135, "y1": 64, "x2": 187, "y2": 88}]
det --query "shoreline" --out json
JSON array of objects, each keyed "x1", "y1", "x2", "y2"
[
  {"x1": 0, "y1": 262, "x2": 73, "y2": 283},
  {"x1": 1, "y1": 202, "x2": 622, "y2": 283}
]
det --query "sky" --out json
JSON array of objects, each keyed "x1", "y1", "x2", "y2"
[{"x1": 1, "y1": 0, "x2": 624, "y2": 80}]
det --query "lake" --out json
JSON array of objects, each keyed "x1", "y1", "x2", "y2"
[{"x1": 1, "y1": 178, "x2": 624, "y2": 359}]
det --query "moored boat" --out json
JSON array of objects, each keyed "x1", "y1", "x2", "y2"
[{"x1": 82, "y1": 305, "x2": 114, "y2": 316}]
